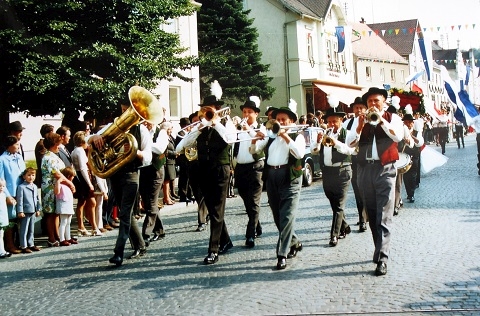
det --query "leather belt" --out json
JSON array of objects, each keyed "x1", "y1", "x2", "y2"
[
  {"x1": 366, "y1": 160, "x2": 381, "y2": 164},
  {"x1": 268, "y1": 164, "x2": 288, "y2": 169},
  {"x1": 325, "y1": 163, "x2": 351, "y2": 168}
]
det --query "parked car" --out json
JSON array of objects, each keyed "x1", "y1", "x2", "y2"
[{"x1": 301, "y1": 128, "x2": 322, "y2": 186}]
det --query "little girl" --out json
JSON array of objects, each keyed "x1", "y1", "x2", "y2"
[
  {"x1": 16, "y1": 167, "x2": 41, "y2": 253},
  {"x1": 0, "y1": 178, "x2": 12, "y2": 258},
  {"x1": 55, "y1": 166, "x2": 77, "y2": 246}
]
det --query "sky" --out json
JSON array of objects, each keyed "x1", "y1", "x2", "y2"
[{"x1": 345, "y1": 0, "x2": 480, "y2": 50}]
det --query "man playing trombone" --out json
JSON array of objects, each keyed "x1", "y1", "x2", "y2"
[
  {"x1": 233, "y1": 96, "x2": 266, "y2": 248},
  {"x1": 180, "y1": 81, "x2": 236, "y2": 264},
  {"x1": 250, "y1": 100, "x2": 305, "y2": 270}
]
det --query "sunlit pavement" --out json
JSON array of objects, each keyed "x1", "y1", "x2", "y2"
[{"x1": 1, "y1": 135, "x2": 480, "y2": 315}]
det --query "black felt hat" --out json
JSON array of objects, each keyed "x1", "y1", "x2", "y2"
[
  {"x1": 362, "y1": 87, "x2": 388, "y2": 104},
  {"x1": 349, "y1": 97, "x2": 366, "y2": 108},
  {"x1": 8, "y1": 121, "x2": 25, "y2": 132},
  {"x1": 198, "y1": 95, "x2": 224, "y2": 107}
]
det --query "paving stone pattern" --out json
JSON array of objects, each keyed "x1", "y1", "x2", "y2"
[{"x1": 1, "y1": 135, "x2": 480, "y2": 315}]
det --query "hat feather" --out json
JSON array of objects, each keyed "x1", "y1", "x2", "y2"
[
  {"x1": 249, "y1": 96, "x2": 261, "y2": 108},
  {"x1": 391, "y1": 96, "x2": 401, "y2": 110},
  {"x1": 288, "y1": 99, "x2": 297, "y2": 114},
  {"x1": 210, "y1": 80, "x2": 223, "y2": 100},
  {"x1": 327, "y1": 95, "x2": 339, "y2": 109},
  {"x1": 404, "y1": 104, "x2": 413, "y2": 115}
]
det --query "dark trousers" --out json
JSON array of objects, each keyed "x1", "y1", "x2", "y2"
[
  {"x1": 177, "y1": 158, "x2": 191, "y2": 200},
  {"x1": 188, "y1": 161, "x2": 208, "y2": 225},
  {"x1": 199, "y1": 163, "x2": 230, "y2": 253},
  {"x1": 357, "y1": 162, "x2": 396, "y2": 264},
  {"x1": 111, "y1": 171, "x2": 145, "y2": 258},
  {"x1": 235, "y1": 161, "x2": 264, "y2": 239},
  {"x1": 438, "y1": 127, "x2": 448, "y2": 154},
  {"x1": 477, "y1": 134, "x2": 480, "y2": 171},
  {"x1": 455, "y1": 126, "x2": 465, "y2": 148},
  {"x1": 404, "y1": 155, "x2": 419, "y2": 198},
  {"x1": 351, "y1": 160, "x2": 367, "y2": 224},
  {"x1": 102, "y1": 179, "x2": 115, "y2": 225},
  {"x1": 266, "y1": 167, "x2": 301, "y2": 258},
  {"x1": 322, "y1": 165, "x2": 351, "y2": 237},
  {"x1": 139, "y1": 165, "x2": 164, "y2": 239}
]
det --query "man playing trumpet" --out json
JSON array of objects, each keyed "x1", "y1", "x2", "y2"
[
  {"x1": 313, "y1": 96, "x2": 356, "y2": 247},
  {"x1": 346, "y1": 87, "x2": 403, "y2": 276},
  {"x1": 180, "y1": 81, "x2": 236, "y2": 265},
  {"x1": 233, "y1": 96, "x2": 266, "y2": 248}
]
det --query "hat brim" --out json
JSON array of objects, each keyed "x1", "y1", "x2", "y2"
[
  {"x1": 323, "y1": 112, "x2": 346, "y2": 120},
  {"x1": 240, "y1": 104, "x2": 261, "y2": 112},
  {"x1": 362, "y1": 89, "x2": 388, "y2": 104},
  {"x1": 198, "y1": 101, "x2": 224, "y2": 107},
  {"x1": 272, "y1": 108, "x2": 297, "y2": 122}
]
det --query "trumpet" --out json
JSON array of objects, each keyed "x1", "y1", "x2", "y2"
[
  {"x1": 312, "y1": 128, "x2": 334, "y2": 153},
  {"x1": 321, "y1": 128, "x2": 335, "y2": 147},
  {"x1": 366, "y1": 107, "x2": 381, "y2": 126}
]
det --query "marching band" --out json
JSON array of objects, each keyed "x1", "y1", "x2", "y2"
[{"x1": 81, "y1": 83, "x2": 436, "y2": 276}]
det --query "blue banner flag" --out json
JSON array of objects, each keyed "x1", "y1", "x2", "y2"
[
  {"x1": 458, "y1": 90, "x2": 479, "y2": 118},
  {"x1": 418, "y1": 38, "x2": 431, "y2": 81},
  {"x1": 335, "y1": 26, "x2": 345, "y2": 53}
]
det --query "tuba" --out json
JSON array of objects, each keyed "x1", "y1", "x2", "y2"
[{"x1": 88, "y1": 86, "x2": 164, "y2": 178}]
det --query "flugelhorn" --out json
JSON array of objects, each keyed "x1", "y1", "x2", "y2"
[{"x1": 88, "y1": 86, "x2": 163, "y2": 178}]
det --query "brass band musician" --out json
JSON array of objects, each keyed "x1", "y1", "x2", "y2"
[
  {"x1": 180, "y1": 81, "x2": 236, "y2": 265},
  {"x1": 313, "y1": 97, "x2": 356, "y2": 247},
  {"x1": 401, "y1": 108, "x2": 424, "y2": 203},
  {"x1": 250, "y1": 101, "x2": 305, "y2": 270},
  {"x1": 233, "y1": 96, "x2": 266, "y2": 248},
  {"x1": 345, "y1": 87, "x2": 403, "y2": 276}
]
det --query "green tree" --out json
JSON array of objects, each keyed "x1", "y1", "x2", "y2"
[
  {"x1": 0, "y1": 0, "x2": 199, "y2": 121},
  {"x1": 197, "y1": 0, "x2": 274, "y2": 105}
]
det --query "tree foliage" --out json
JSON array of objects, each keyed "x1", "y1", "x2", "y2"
[
  {"x1": 0, "y1": 0, "x2": 199, "y2": 118},
  {"x1": 197, "y1": 0, "x2": 274, "y2": 105}
]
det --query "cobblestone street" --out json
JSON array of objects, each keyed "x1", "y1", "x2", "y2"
[{"x1": 1, "y1": 134, "x2": 480, "y2": 315}]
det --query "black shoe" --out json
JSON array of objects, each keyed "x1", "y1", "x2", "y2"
[
  {"x1": 127, "y1": 248, "x2": 147, "y2": 259},
  {"x1": 109, "y1": 255, "x2": 123, "y2": 266},
  {"x1": 218, "y1": 240, "x2": 233, "y2": 254},
  {"x1": 407, "y1": 196, "x2": 415, "y2": 203},
  {"x1": 329, "y1": 236, "x2": 338, "y2": 247},
  {"x1": 144, "y1": 239, "x2": 150, "y2": 248},
  {"x1": 287, "y1": 242, "x2": 303, "y2": 258},
  {"x1": 255, "y1": 224, "x2": 263, "y2": 238},
  {"x1": 276, "y1": 256, "x2": 287, "y2": 270},
  {"x1": 359, "y1": 222, "x2": 367, "y2": 232},
  {"x1": 394, "y1": 207, "x2": 399, "y2": 216},
  {"x1": 245, "y1": 237, "x2": 255, "y2": 248},
  {"x1": 375, "y1": 262, "x2": 387, "y2": 276},
  {"x1": 204, "y1": 252, "x2": 218, "y2": 264}
]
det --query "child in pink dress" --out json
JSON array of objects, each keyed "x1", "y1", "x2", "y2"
[{"x1": 55, "y1": 166, "x2": 77, "y2": 246}]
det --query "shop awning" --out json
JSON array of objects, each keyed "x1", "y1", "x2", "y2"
[{"x1": 314, "y1": 83, "x2": 363, "y2": 105}]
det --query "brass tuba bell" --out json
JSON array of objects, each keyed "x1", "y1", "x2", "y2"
[{"x1": 88, "y1": 86, "x2": 164, "y2": 178}]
